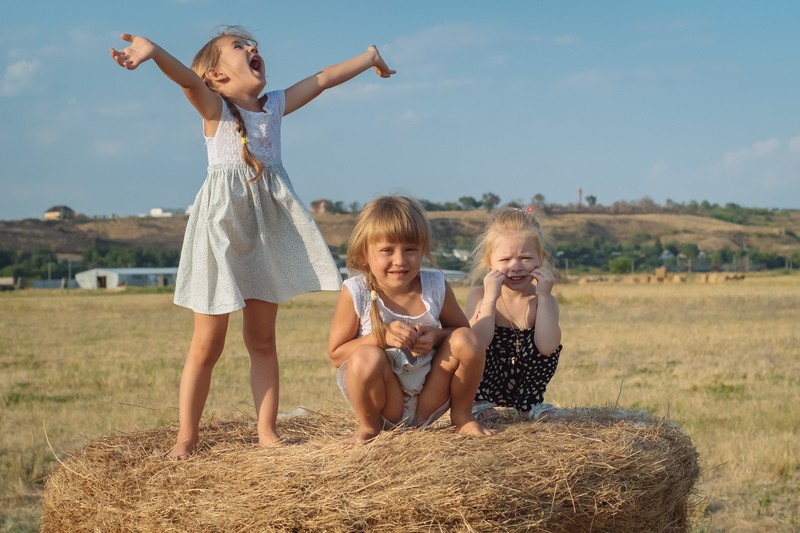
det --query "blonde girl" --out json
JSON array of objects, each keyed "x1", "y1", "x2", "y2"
[
  {"x1": 466, "y1": 207, "x2": 562, "y2": 420},
  {"x1": 110, "y1": 27, "x2": 395, "y2": 458},
  {"x1": 328, "y1": 196, "x2": 497, "y2": 443}
]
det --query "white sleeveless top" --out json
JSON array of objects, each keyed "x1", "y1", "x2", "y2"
[
  {"x1": 205, "y1": 90, "x2": 283, "y2": 167},
  {"x1": 343, "y1": 270, "x2": 446, "y2": 335}
]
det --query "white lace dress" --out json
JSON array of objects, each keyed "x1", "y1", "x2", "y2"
[{"x1": 173, "y1": 90, "x2": 341, "y2": 314}]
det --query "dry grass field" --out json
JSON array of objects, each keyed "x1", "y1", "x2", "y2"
[{"x1": 1, "y1": 274, "x2": 799, "y2": 531}]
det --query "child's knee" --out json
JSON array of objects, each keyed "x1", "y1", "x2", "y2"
[
  {"x1": 347, "y1": 345, "x2": 389, "y2": 380},
  {"x1": 243, "y1": 329, "x2": 277, "y2": 356},
  {"x1": 448, "y1": 327, "x2": 485, "y2": 363}
]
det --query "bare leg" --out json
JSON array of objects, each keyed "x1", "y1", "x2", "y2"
[
  {"x1": 169, "y1": 312, "x2": 229, "y2": 459},
  {"x1": 417, "y1": 328, "x2": 497, "y2": 437},
  {"x1": 344, "y1": 345, "x2": 404, "y2": 443},
  {"x1": 242, "y1": 299, "x2": 281, "y2": 445}
]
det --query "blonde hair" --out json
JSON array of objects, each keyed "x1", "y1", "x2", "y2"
[
  {"x1": 468, "y1": 207, "x2": 550, "y2": 286},
  {"x1": 346, "y1": 196, "x2": 434, "y2": 347},
  {"x1": 191, "y1": 26, "x2": 265, "y2": 182}
]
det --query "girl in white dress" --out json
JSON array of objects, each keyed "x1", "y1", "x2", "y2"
[
  {"x1": 328, "y1": 196, "x2": 497, "y2": 443},
  {"x1": 110, "y1": 27, "x2": 395, "y2": 458}
]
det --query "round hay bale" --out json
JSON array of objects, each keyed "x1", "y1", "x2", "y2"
[{"x1": 42, "y1": 407, "x2": 700, "y2": 532}]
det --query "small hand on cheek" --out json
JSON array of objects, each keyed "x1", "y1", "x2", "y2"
[
  {"x1": 483, "y1": 270, "x2": 505, "y2": 299},
  {"x1": 532, "y1": 266, "x2": 555, "y2": 293}
]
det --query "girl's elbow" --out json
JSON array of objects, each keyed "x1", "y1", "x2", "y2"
[
  {"x1": 538, "y1": 340, "x2": 562, "y2": 356},
  {"x1": 327, "y1": 347, "x2": 344, "y2": 367}
]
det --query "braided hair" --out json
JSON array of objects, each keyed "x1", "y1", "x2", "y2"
[{"x1": 190, "y1": 26, "x2": 265, "y2": 182}]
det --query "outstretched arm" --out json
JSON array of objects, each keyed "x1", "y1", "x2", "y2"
[
  {"x1": 110, "y1": 33, "x2": 221, "y2": 121},
  {"x1": 284, "y1": 45, "x2": 395, "y2": 115}
]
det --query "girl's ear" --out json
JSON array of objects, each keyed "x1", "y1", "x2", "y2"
[{"x1": 205, "y1": 68, "x2": 228, "y2": 83}]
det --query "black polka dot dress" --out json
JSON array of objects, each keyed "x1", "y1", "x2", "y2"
[{"x1": 475, "y1": 325, "x2": 561, "y2": 412}]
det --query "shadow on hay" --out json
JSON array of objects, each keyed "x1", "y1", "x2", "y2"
[{"x1": 42, "y1": 407, "x2": 701, "y2": 532}]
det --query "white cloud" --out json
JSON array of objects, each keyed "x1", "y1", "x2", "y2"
[
  {"x1": 787, "y1": 136, "x2": 800, "y2": 153},
  {"x1": 564, "y1": 69, "x2": 606, "y2": 89},
  {"x1": 322, "y1": 79, "x2": 474, "y2": 102},
  {"x1": 553, "y1": 34, "x2": 581, "y2": 46},
  {"x1": 93, "y1": 140, "x2": 124, "y2": 157},
  {"x1": 647, "y1": 161, "x2": 670, "y2": 179},
  {"x1": 563, "y1": 65, "x2": 695, "y2": 91},
  {"x1": 383, "y1": 22, "x2": 491, "y2": 64},
  {"x1": 1, "y1": 59, "x2": 40, "y2": 96},
  {"x1": 752, "y1": 138, "x2": 780, "y2": 156},
  {"x1": 34, "y1": 128, "x2": 60, "y2": 145},
  {"x1": 722, "y1": 138, "x2": 781, "y2": 169},
  {"x1": 401, "y1": 110, "x2": 422, "y2": 124},
  {"x1": 487, "y1": 54, "x2": 509, "y2": 67},
  {"x1": 638, "y1": 18, "x2": 707, "y2": 32}
]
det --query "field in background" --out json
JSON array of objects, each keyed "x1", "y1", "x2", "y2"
[{"x1": 1, "y1": 275, "x2": 799, "y2": 532}]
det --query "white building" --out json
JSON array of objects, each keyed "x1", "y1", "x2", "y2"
[{"x1": 75, "y1": 268, "x2": 178, "y2": 289}]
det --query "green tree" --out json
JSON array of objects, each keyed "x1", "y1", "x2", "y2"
[
  {"x1": 609, "y1": 255, "x2": 634, "y2": 274},
  {"x1": 458, "y1": 196, "x2": 480, "y2": 210},
  {"x1": 677, "y1": 243, "x2": 700, "y2": 259},
  {"x1": 482, "y1": 192, "x2": 501, "y2": 212}
]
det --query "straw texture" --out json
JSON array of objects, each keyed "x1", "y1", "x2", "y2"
[{"x1": 42, "y1": 407, "x2": 700, "y2": 532}]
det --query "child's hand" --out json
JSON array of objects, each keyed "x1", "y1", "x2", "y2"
[
  {"x1": 368, "y1": 45, "x2": 396, "y2": 78},
  {"x1": 531, "y1": 265, "x2": 556, "y2": 295},
  {"x1": 482, "y1": 270, "x2": 505, "y2": 301},
  {"x1": 110, "y1": 34, "x2": 158, "y2": 70},
  {"x1": 410, "y1": 326, "x2": 437, "y2": 356},
  {"x1": 385, "y1": 321, "x2": 418, "y2": 351}
]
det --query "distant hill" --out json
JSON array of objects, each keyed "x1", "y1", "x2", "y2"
[{"x1": 1, "y1": 210, "x2": 799, "y2": 256}]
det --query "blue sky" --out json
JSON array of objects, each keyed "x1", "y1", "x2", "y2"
[{"x1": 1, "y1": 1, "x2": 799, "y2": 221}]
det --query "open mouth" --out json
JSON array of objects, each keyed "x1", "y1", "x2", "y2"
[{"x1": 249, "y1": 56, "x2": 262, "y2": 71}]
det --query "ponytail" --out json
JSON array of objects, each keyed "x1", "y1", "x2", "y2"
[{"x1": 366, "y1": 272, "x2": 387, "y2": 348}]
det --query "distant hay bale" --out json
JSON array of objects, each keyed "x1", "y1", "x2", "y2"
[{"x1": 42, "y1": 408, "x2": 700, "y2": 532}]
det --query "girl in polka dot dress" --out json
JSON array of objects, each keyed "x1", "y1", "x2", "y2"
[{"x1": 466, "y1": 207, "x2": 562, "y2": 421}]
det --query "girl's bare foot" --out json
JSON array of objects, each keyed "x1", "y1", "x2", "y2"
[
  {"x1": 258, "y1": 429, "x2": 285, "y2": 447},
  {"x1": 342, "y1": 425, "x2": 381, "y2": 445},
  {"x1": 167, "y1": 437, "x2": 196, "y2": 460},
  {"x1": 455, "y1": 418, "x2": 498, "y2": 437}
]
